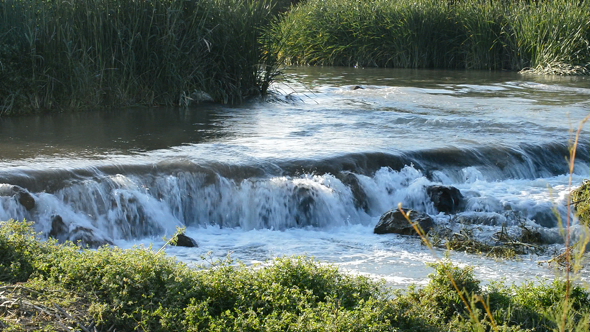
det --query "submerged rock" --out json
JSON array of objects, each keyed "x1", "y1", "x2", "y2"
[
  {"x1": 0, "y1": 184, "x2": 36, "y2": 210},
  {"x1": 48, "y1": 214, "x2": 114, "y2": 248},
  {"x1": 531, "y1": 209, "x2": 558, "y2": 228},
  {"x1": 49, "y1": 215, "x2": 69, "y2": 243},
  {"x1": 69, "y1": 226, "x2": 114, "y2": 248},
  {"x1": 172, "y1": 233, "x2": 198, "y2": 248},
  {"x1": 337, "y1": 171, "x2": 369, "y2": 212},
  {"x1": 426, "y1": 185, "x2": 464, "y2": 214},
  {"x1": 374, "y1": 208, "x2": 434, "y2": 236},
  {"x1": 293, "y1": 185, "x2": 317, "y2": 227}
]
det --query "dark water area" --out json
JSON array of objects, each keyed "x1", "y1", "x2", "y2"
[
  {"x1": 0, "y1": 106, "x2": 234, "y2": 158},
  {"x1": 1, "y1": 67, "x2": 589, "y2": 286}
]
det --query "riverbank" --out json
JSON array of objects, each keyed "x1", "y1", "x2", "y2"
[
  {"x1": 272, "y1": 0, "x2": 590, "y2": 74},
  {"x1": 1, "y1": 220, "x2": 589, "y2": 331},
  {"x1": 1, "y1": 0, "x2": 588, "y2": 116}
]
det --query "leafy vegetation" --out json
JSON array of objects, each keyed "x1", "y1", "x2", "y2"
[
  {"x1": 0, "y1": 0, "x2": 283, "y2": 115},
  {"x1": 1, "y1": 219, "x2": 589, "y2": 331},
  {"x1": 272, "y1": 0, "x2": 590, "y2": 73},
  {"x1": 572, "y1": 180, "x2": 590, "y2": 226},
  {"x1": 1, "y1": 0, "x2": 588, "y2": 115}
]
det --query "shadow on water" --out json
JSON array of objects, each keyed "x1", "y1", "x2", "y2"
[
  {"x1": 284, "y1": 66, "x2": 590, "y2": 87},
  {"x1": 0, "y1": 105, "x2": 237, "y2": 159}
]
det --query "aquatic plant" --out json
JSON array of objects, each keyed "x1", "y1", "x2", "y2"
[
  {"x1": 0, "y1": 0, "x2": 281, "y2": 115},
  {"x1": 272, "y1": 0, "x2": 590, "y2": 73}
]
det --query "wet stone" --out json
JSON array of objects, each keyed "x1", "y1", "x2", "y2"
[
  {"x1": 374, "y1": 208, "x2": 434, "y2": 236},
  {"x1": 173, "y1": 233, "x2": 198, "y2": 247},
  {"x1": 426, "y1": 185, "x2": 464, "y2": 214}
]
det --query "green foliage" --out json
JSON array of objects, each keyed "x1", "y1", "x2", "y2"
[
  {"x1": 422, "y1": 260, "x2": 481, "y2": 319},
  {"x1": 1, "y1": 220, "x2": 589, "y2": 331},
  {"x1": 0, "y1": 220, "x2": 45, "y2": 283},
  {"x1": 572, "y1": 180, "x2": 590, "y2": 226},
  {"x1": 0, "y1": 0, "x2": 281, "y2": 115},
  {"x1": 272, "y1": 0, "x2": 590, "y2": 72},
  {"x1": 486, "y1": 279, "x2": 590, "y2": 331}
]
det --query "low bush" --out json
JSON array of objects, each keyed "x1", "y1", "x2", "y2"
[
  {"x1": 1, "y1": 219, "x2": 589, "y2": 331},
  {"x1": 572, "y1": 180, "x2": 590, "y2": 226}
]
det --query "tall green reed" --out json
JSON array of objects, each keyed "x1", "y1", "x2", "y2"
[
  {"x1": 0, "y1": 0, "x2": 280, "y2": 115},
  {"x1": 273, "y1": 0, "x2": 590, "y2": 73},
  {"x1": 506, "y1": 0, "x2": 590, "y2": 74}
]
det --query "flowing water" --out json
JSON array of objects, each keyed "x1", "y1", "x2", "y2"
[{"x1": 1, "y1": 67, "x2": 589, "y2": 287}]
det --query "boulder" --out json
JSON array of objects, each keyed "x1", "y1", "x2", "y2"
[
  {"x1": 172, "y1": 233, "x2": 198, "y2": 247},
  {"x1": 374, "y1": 208, "x2": 434, "y2": 236},
  {"x1": 426, "y1": 185, "x2": 464, "y2": 214},
  {"x1": 0, "y1": 185, "x2": 36, "y2": 210},
  {"x1": 48, "y1": 215, "x2": 69, "y2": 242},
  {"x1": 16, "y1": 189, "x2": 36, "y2": 211},
  {"x1": 69, "y1": 226, "x2": 114, "y2": 248}
]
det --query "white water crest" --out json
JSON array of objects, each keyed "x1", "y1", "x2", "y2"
[{"x1": 1, "y1": 67, "x2": 589, "y2": 286}]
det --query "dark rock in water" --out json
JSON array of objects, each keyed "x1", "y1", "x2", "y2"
[
  {"x1": 49, "y1": 215, "x2": 113, "y2": 248},
  {"x1": 374, "y1": 208, "x2": 434, "y2": 236},
  {"x1": 49, "y1": 215, "x2": 69, "y2": 242},
  {"x1": 426, "y1": 185, "x2": 464, "y2": 214},
  {"x1": 532, "y1": 209, "x2": 557, "y2": 228},
  {"x1": 0, "y1": 185, "x2": 36, "y2": 210},
  {"x1": 294, "y1": 186, "x2": 316, "y2": 226},
  {"x1": 16, "y1": 189, "x2": 36, "y2": 211},
  {"x1": 337, "y1": 171, "x2": 369, "y2": 212},
  {"x1": 173, "y1": 233, "x2": 198, "y2": 248},
  {"x1": 69, "y1": 226, "x2": 114, "y2": 248}
]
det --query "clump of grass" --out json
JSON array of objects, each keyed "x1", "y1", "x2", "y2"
[
  {"x1": 0, "y1": 0, "x2": 281, "y2": 115},
  {"x1": 571, "y1": 180, "x2": 590, "y2": 226},
  {"x1": 272, "y1": 0, "x2": 590, "y2": 73},
  {"x1": 507, "y1": 0, "x2": 590, "y2": 75}
]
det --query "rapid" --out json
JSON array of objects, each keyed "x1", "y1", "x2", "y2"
[{"x1": 1, "y1": 67, "x2": 589, "y2": 286}]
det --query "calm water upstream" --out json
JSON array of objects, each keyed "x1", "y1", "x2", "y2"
[{"x1": 1, "y1": 67, "x2": 589, "y2": 286}]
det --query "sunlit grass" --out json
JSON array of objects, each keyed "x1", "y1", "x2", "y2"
[{"x1": 272, "y1": 0, "x2": 590, "y2": 73}]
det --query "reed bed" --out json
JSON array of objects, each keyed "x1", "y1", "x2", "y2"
[
  {"x1": 0, "y1": 0, "x2": 280, "y2": 115},
  {"x1": 272, "y1": 0, "x2": 590, "y2": 72}
]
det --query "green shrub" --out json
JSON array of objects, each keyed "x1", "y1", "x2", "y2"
[
  {"x1": 0, "y1": 220, "x2": 46, "y2": 283},
  {"x1": 2, "y1": 220, "x2": 589, "y2": 331},
  {"x1": 572, "y1": 180, "x2": 590, "y2": 226},
  {"x1": 32, "y1": 243, "x2": 394, "y2": 331}
]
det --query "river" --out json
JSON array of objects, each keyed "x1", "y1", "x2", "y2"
[{"x1": 1, "y1": 67, "x2": 589, "y2": 287}]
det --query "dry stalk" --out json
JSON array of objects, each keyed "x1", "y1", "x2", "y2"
[{"x1": 0, "y1": 284, "x2": 95, "y2": 331}]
